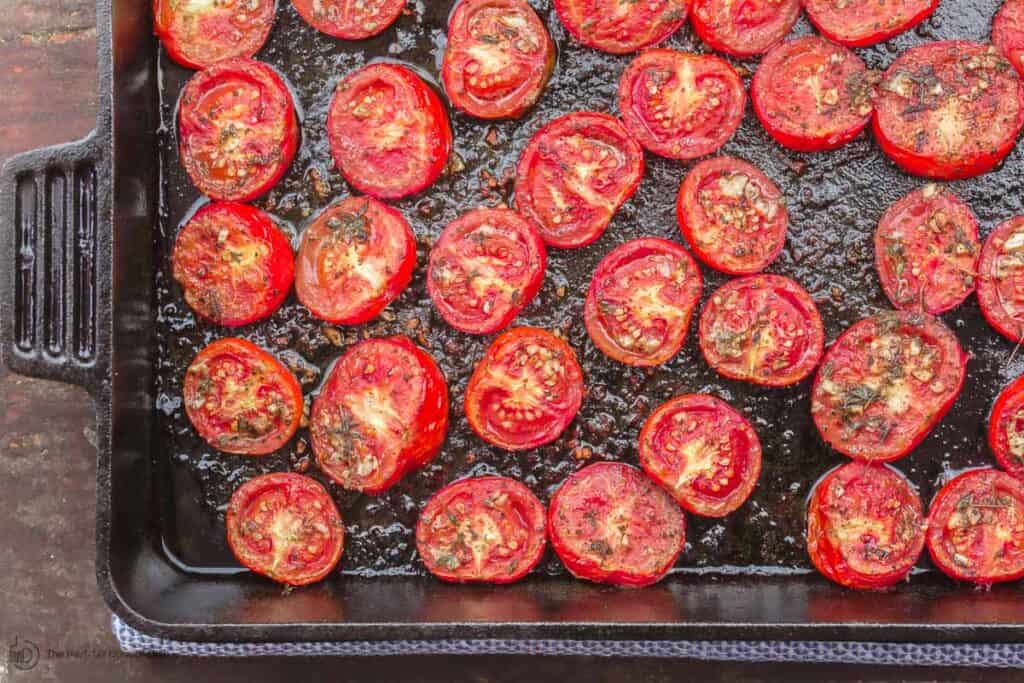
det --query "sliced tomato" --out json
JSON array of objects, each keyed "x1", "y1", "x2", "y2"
[
  {"x1": 691, "y1": 0, "x2": 800, "y2": 58},
  {"x1": 618, "y1": 49, "x2": 745, "y2": 160},
  {"x1": 327, "y1": 63, "x2": 452, "y2": 200},
  {"x1": 295, "y1": 196, "x2": 416, "y2": 325},
  {"x1": 310, "y1": 336, "x2": 449, "y2": 493},
  {"x1": 873, "y1": 42, "x2": 1024, "y2": 181},
  {"x1": 427, "y1": 208, "x2": 546, "y2": 335},
  {"x1": 676, "y1": 156, "x2": 788, "y2": 275},
  {"x1": 154, "y1": 0, "x2": 275, "y2": 70},
  {"x1": 291, "y1": 0, "x2": 405, "y2": 39},
  {"x1": 699, "y1": 274, "x2": 824, "y2": 387},
  {"x1": 990, "y1": 376, "x2": 1024, "y2": 480},
  {"x1": 994, "y1": 0, "x2": 1024, "y2": 78},
  {"x1": 183, "y1": 337, "x2": 303, "y2": 455},
  {"x1": 514, "y1": 112, "x2": 644, "y2": 249},
  {"x1": 416, "y1": 476, "x2": 547, "y2": 584},
  {"x1": 464, "y1": 327, "x2": 584, "y2": 451},
  {"x1": 802, "y1": 0, "x2": 937, "y2": 48},
  {"x1": 811, "y1": 311, "x2": 967, "y2": 462},
  {"x1": 552, "y1": 0, "x2": 689, "y2": 55},
  {"x1": 806, "y1": 462, "x2": 925, "y2": 590},
  {"x1": 977, "y1": 216, "x2": 1024, "y2": 343},
  {"x1": 584, "y1": 238, "x2": 702, "y2": 367}
]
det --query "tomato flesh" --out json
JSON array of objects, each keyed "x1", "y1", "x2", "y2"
[
  {"x1": 994, "y1": 0, "x2": 1024, "y2": 78},
  {"x1": 977, "y1": 216, "x2": 1024, "y2": 343},
  {"x1": 291, "y1": 0, "x2": 405, "y2": 39},
  {"x1": 553, "y1": 0, "x2": 689, "y2": 55},
  {"x1": 691, "y1": 0, "x2": 800, "y2": 58},
  {"x1": 154, "y1": 0, "x2": 276, "y2": 70},
  {"x1": 802, "y1": 0, "x2": 937, "y2": 48},
  {"x1": 989, "y1": 375, "x2": 1024, "y2": 481}
]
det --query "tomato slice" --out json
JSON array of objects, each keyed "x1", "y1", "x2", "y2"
[
  {"x1": 171, "y1": 202, "x2": 295, "y2": 327},
  {"x1": 618, "y1": 49, "x2": 745, "y2": 160},
  {"x1": 584, "y1": 238, "x2": 703, "y2": 367},
  {"x1": 295, "y1": 197, "x2": 416, "y2": 325},
  {"x1": 416, "y1": 476, "x2": 547, "y2": 584},
  {"x1": 154, "y1": 0, "x2": 275, "y2": 70},
  {"x1": 226, "y1": 472, "x2": 345, "y2": 586},
  {"x1": 327, "y1": 63, "x2": 452, "y2": 200},
  {"x1": 802, "y1": 0, "x2": 937, "y2": 48},
  {"x1": 989, "y1": 376, "x2": 1024, "y2": 481},
  {"x1": 514, "y1": 112, "x2": 644, "y2": 249},
  {"x1": 427, "y1": 208, "x2": 546, "y2": 335},
  {"x1": 183, "y1": 337, "x2": 303, "y2": 455},
  {"x1": 873, "y1": 41, "x2": 1024, "y2": 181},
  {"x1": 699, "y1": 274, "x2": 824, "y2": 387},
  {"x1": 691, "y1": 0, "x2": 800, "y2": 58},
  {"x1": 976, "y1": 216, "x2": 1024, "y2": 343},
  {"x1": 553, "y1": 0, "x2": 689, "y2": 54},
  {"x1": 874, "y1": 184, "x2": 980, "y2": 316},
  {"x1": 811, "y1": 311, "x2": 966, "y2": 462},
  {"x1": 994, "y1": 0, "x2": 1024, "y2": 78},
  {"x1": 806, "y1": 462, "x2": 926, "y2": 590},
  {"x1": 291, "y1": 0, "x2": 405, "y2": 39},
  {"x1": 464, "y1": 327, "x2": 584, "y2": 451},
  {"x1": 676, "y1": 156, "x2": 788, "y2": 275},
  {"x1": 178, "y1": 58, "x2": 299, "y2": 202}
]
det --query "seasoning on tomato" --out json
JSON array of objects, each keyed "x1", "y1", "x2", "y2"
[
  {"x1": 291, "y1": 0, "x2": 405, "y2": 39},
  {"x1": 989, "y1": 375, "x2": 1024, "y2": 480},
  {"x1": 183, "y1": 338, "x2": 303, "y2": 455},
  {"x1": 310, "y1": 336, "x2": 449, "y2": 493},
  {"x1": 154, "y1": 0, "x2": 276, "y2": 70},
  {"x1": 427, "y1": 208, "x2": 546, "y2": 335},
  {"x1": 691, "y1": 0, "x2": 800, "y2": 58},
  {"x1": 584, "y1": 238, "x2": 702, "y2": 367},
  {"x1": 514, "y1": 112, "x2": 644, "y2": 249},
  {"x1": 464, "y1": 327, "x2": 584, "y2": 451},
  {"x1": 976, "y1": 216, "x2": 1024, "y2": 343},
  {"x1": 994, "y1": 0, "x2": 1024, "y2": 78},
  {"x1": 327, "y1": 63, "x2": 452, "y2": 200},
  {"x1": 802, "y1": 0, "x2": 937, "y2": 48},
  {"x1": 552, "y1": 0, "x2": 689, "y2": 55}
]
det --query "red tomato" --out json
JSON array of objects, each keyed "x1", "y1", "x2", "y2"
[
  {"x1": 183, "y1": 337, "x2": 303, "y2": 455},
  {"x1": 427, "y1": 208, "x2": 546, "y2": 335},
  {"x1": 295, "y1": 197, "x2": 416, "y2": 325},
  {"x1": 751, "y1": 36, "x2": 875, "y2": 152},
  {"x1": 154, "y1": 0, "x2": 275, "y2": 70},
  {"x1": 327, "y1": 63, "x2": 452, "y2": 200},
  {"x1": 584, "y1": 238, "x2": 703, "y2": 367},
  {"x1": 976, "y1": 216, "x2": 1024, "y2": 343},
  {"x1": 806, "y1": 462, "x2": 926, "y2": 590},
  {"x1": 699, "y1": 274, "x2": 824, "y2": 387},
  {"x1": 514, "y1": 112, "x2": 644, "y2": 249},
  {"x1": 989, "y1": 375, "x2": 1024, "y2": 480},
  {"x1": 691, "y1": 0, "x2": 800, "y2": 58},
  {"x1": 416, "y1": 476, "x2": 547, "y2": 584},
  {"x1": 226, "y1": 472, "x2": 345, "y2": 586},
  {"x1": 553, "y1": 0, "x2": 689, "y2": 54},
  {"x1": 618, "y1": 49, "x2": 745, "y2": 160},
  {"x1": 291, "y1": 0, "x2": 405, "y2": 39},
  {"x1": 310, "y1": 336, "x2": 449, "y2": 493},
  {"x1": 548, "y1": 461, "x2": 686, "y2": 587},
  {"x1": 178, "y1": 58, "x2": 299, "y2": 202},
  {"x1": 676, "y1": 156, "x2": 788, "y2": 275},
  {"x1": 171, "y1": 202, "x2": 294, "y2": 327},
  {"x1": 873, "y1": 42, "x2": 1024, "y2": 180},
  {"x1": 811, "y1": 311, "x2": 967, "y2": 462},
  {"x1": 464, "y1": 327, "x2": 584, "y2": 451},
  {"x1": 802, "y1": 0, "x2": 937, "y2": 48},
  {"x1": 994, "y1": 0, "x2": 1024, "y2": 78}
]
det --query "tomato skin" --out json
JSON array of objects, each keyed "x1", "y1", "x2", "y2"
[
  {"x1": 691, "y1": 0, "x2": 800, "y2": 58},
  {"x1": 291, "y1": 0, "x2": 405, "y2": 39},
  {"x1": 553, "y1": 0, "x2": 689, "y2": 55},
  {"x1": 802, "y1": 0, "x2": 937, "y2": 48},
  {"x1": 994, "y1": 0, "x2": 1024, "y2": 78},
  {"x1": 989, "y1": 375, "x2": 1024, "y2": 481},
  {"x1": 154, "y1": 0, "x2": 276, "y2": 70},
  {"x1": 977, "y1": 217, "x2": 1024, "y2": 343}
]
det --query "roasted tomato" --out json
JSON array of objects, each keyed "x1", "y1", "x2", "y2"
[
  {"x1": 691, "y1": 0, "x2": 800, "y2": 58},
  {"x1": 874, "y1": 184, "x2": 980, "y2": 316},
  {"x1": 295, "y1": 197, "x2": 416, "y2": 325},
  {"x1": 154, "y1": 0, "x2": 275, "y2": 70},
  {"x1": 989, "y1": 375, "x2": 1024, "y2": 480},
  {"x1": 171, "y1": 202, "x2": 294, "y2": 327},
  {"x1": 514, "y1": 112, "x2": 644, "y2": 249},
  {"x1": 291, "y1": 0, "x2": 405, "y2": 39},
  {"x1": 327, "y1": 63, "x2": 452, "y2": 199},
  {"x1": 427, "y1": 208, "x2": 546, "y2": 335},
  {"x1": 994, "y1": 0, "x2": 1024, "y2": 78},
  {"x1": 178, "y1": 58, "x2": 299, "y2": 202},
  {"x1": 927, "y1": 468, "x2": 1024, "y2": 585},
  {"x1": 552, "y1": 0, "x2": 689, "y2": 55},
  {"x1": 464, "y1": 327, "x2": 584, "y2": 451},
  {"x1": 806, "y1": 462, "x2": 926, "y2": 590},
  {"x1": 416, "y1": 476, "x2": 547, "y2": 583},
  {"x1": 811, "y1": 311, "x2": 967, "y2": 462},
  {"x1": 310, "y1": 336, "x2": 449, "y2": 493},
  {"x1": 618, "y1": 49, "x2": 745, "y2": 160},
  {"x1": 751, "y1": 36, "x2": 876, "y2": 152},
  {"x1": 676, "y1": 156, "x2": 788, "y2": 275},
  {"x1": 802, "y1": 0, "x2": 937, "y2": 48},
  {"x1": 183, "y1": 337, "x2": 303, "y2": 455},
  {"x1": 584, "y1": 238, "x2": 703, "y2": 367},
  {"x1": 873, "y1": 42, "x2": 1024, "y2": 180},
  {"x1": 548, "y1": 461, "x2": 686, "y2": 587},
  {"x1": 699, "y1": 274, "x2": 824, "y2": 387},
  {"x1": 977, "y1": 217, "x2": 1024, "y2": 343}
]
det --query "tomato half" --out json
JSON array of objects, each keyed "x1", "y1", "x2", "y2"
[
  {"x1": 806, "y1": 462, "x2": 926, "y2": 590},
  {"x1": 427, "y1": 208, "x2": 546, "y2": 335},
  {"x1": 416, "y1": 476, "x2": 547, "y2": 584},
  {"x1": 699, "y1": 274, "x2": 824, "y2": 387},
  {"x1": 802, "y1": 0, "x2": 937, "y2": 48},
  {"x1": 172, "y1": 202, "x2": 295, "y2": 327},
  {"x1": 691, "y1": 0, "x2": 800, "y2": 58},
  {"x1": 295, "y1": 196, "x2": 416, "y2": 325},
  {"x1": 676, "y1": 156, "x2": 788, "y2": 275},
  {"x1": 873, "y1": 42, "x2": 1024, "y2": 181},
  {"x1": 154, "y1": 0, "x2": 276, "y2": 70},
  {"x1": 291, "y1": 0, "x2": 405, "y2": 39},
  {"x1": 183, "y1": 337, "x2": 303, "y2": 455},
  {"x1": 327, "y1": 63, "x2": 452, "y2": 200},
  {"x1": 310, "y1": 336, "x2": 449, "y2": 493},
  {"x1": 552, "y1": 0, "x2": 689, "y2": 55},
  {"x1": 548, "y1": 461, "x2": 686, "y2": 587},
  {"x1": 464, "y1": 327, "x2": 584, "y2": 451},
  {"x1": 994, "y1": 0, "x2": 1024, "y2": 78},
  {"x1": 811, "y1": 311, "x2": 966, "y2": 462},
  {"x1": 584, "y1": 238, "x2": 703, "y2": 367},
  {"x1": 226, "y1": 472, "x2": 345, "y2": 586},
  {"x1": 514, "y1": 112, "x2": 644, "y2": 249},
  {"x1": 618, "y1": 49, "x2": 745, "y2": 160},
  {"x1": 990, "y1": 375, "x2": 1024, "y2": 481},
  {"x1": 178, "y1": 58, "x2": 299, "y2": 202},
  {"x1": 976, "y1": 216, "x2": 1024, "y2": 343}
]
